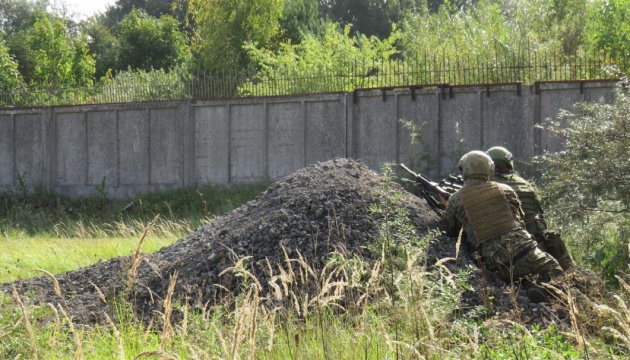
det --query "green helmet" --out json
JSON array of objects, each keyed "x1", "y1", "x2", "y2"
[
  {"x1": 457, "y1": 151, "x2": 494, "y2": 180},
  {"x1": 486, "y1": 146, "x2": 514, "y2": 169}
]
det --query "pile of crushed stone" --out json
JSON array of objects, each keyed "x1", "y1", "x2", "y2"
[{"x1": 3, "y1": 158, "x2": 573, "y2": 328}]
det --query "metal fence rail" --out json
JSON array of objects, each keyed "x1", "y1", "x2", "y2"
[{"x1": 1, "y1": 50, "x2": 626, "y2": 108}]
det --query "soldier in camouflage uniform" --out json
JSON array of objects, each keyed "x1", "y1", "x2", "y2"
[
  {"x1": 439, "y1": 151, "x2": 564, "y2": 294},
  {"x1": 486, "y1": 146, "x2": 576, "y2": 271}
]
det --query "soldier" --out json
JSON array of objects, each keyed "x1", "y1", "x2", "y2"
[
  {"x1": 439, "y1": 151, "x2": 564, "y2": 301},
  {"x1": 486, "y1": 146, "x2": 576, "y2": 271}
]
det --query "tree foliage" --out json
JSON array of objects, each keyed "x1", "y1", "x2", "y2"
[
  {"x1": 401, "y1": 0, "x2": 590, "y2": 62},
  {"x1": 584, "y1": 0, "x2": 630, "y2": 69},
  {"x1": 536, "y1": 79, "x2": 630, "y2": 280},
  {"x1": 82, "y1": 18, "x2": 120, "y2": 80},
  {"x1": 280, "y1": 0, "x2": 321, "y2": 43},
  {"x1": 184, "y1": 0, "x2": 284, "y2": 73},
  {"x1": 21, "y1": 12, "x2": 95, "y2": 88},
  {"x1": 0, "y1": 38, "x2": 25, "y2": 95},
  {"x1": 116, "y1": 9, "x2": 189, "y2": 72},
  {"x1": 103, "y1": 0, "x2": 188, "y2": 29},
  {"x1": 538, "y1": 83, "x2": 630, "y2": 219},
  {"x1": 0, "y1": 0, "x2": 49, "y2": 37},
  {"x1": 319, "y1": 0, "x2": 426, "y2": 38},
  {"x1": 241, "y1": 21, "x2": 402, "y2": 94}
]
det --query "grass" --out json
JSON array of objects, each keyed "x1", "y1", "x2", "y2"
[
  {"x1": 1, "y1": 180, "x2": 629, "y2": 359},
  {"x1": 0, "y1": 237, "x2": 174, "y2": 283}
]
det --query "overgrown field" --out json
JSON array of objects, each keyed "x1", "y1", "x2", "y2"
[{"x1": 1, "y1": 177, "x2": 629, "y2": 359}]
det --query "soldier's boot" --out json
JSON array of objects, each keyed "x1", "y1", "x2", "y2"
[
  {"x1": 541, "y1": 230, "x2": 577, "y2": 271},
  {"x1": 570, "y1": 268, "x2": 609, "y2": 296},
  {"x1": 524, "y1": 279, "x2": 555, "y2": 303}
]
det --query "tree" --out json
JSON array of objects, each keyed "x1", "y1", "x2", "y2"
[
  {"x1": 319, "y1": 0, "x2": 426, "y2": 38},
  {"x1": 0, "y1": 0, "x2": 49, "y2": 37},
  {"x1": 240, "y1": 21, "x2": 402, "y2": 94},
  {"x1": 0, "y1": 39, "x2": 26, "y2": 96},
  {"x1": 584, "y1": 0, "x2": 630, "y2": 70},
  {"x1": 536, "y1": 79, "x2": 630, "y2": 280},
  {"x1": 20, "y1": 12, "x2": 95, "y2": 88},
  {"x1": 280, "y1": 0, "x2": 321, "y2": 44},
  {"x1": 103, "y1": 0, "x2": 187, "y2": 28},
  {"x1": 82, "y1": 18, "x2": 120, "y2": 80},
  {"x1": 184, "y1": 0, "x2": 284, "y2": 73},
  {"x1": 116, "y1": 9, "x2": 189, "y2": 72}
]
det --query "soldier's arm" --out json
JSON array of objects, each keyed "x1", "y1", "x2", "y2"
[
  {"x1": 502, "y1": 185, "x2": 525, "y2": 221},
  {"x1": 440, "y1": 198, "x2": 462, "y2": 237}
]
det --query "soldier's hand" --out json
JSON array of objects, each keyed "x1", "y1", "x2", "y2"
[{"x1": 438, "y1": 193, "x2": 448, "y2": 206}]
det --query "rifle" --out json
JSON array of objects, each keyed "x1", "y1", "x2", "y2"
[{"x1": 399, "y1": 164, "x2": 462, "y2": 215}]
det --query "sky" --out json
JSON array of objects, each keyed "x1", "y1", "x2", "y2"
[{"x1": 51, "y1": 0, "x2": 116, "y2": 20}]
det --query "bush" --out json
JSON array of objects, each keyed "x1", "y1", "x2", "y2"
[{"x1": 536, "y1": 77, "x2": 630, "y2": 284}]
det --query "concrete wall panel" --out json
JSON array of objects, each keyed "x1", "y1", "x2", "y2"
[
  {"x1": 439, "y1": 91, "x2": 481, "y2": 174},
  {"x1": 586, "y1": 86, "x2": 614, "y2": 103},
  {"x1": 119, "y1": 109, "x2": 149, "y2": 185},
  {"x1": 397, "y1": 91, "x2": 440, "y2": 176},
  {"x1": 15, "y1": 113, "x2": 47, "y2": 186},
  {"x1": 354, "y1": 94, "x2": 399, "y2": 170},
  {"x1": 231, "y1": 104, "x2": 266, "y2": 183},
  {"x1": 56, "y1": 112, "x2": 87, "y2": 185},
  {"x1": 539, "y1": 86, "x2": 583, "y2": 154},
  {"x1": 481, "y1": 90, "x2": 536, "y2": 167},
  {"x1": 0, "y1": 114, "x2": 14, "y2": 186},
  {"x1": 150, "y1": 107, "x2": 182, "y2": 185},
  {"x1": 0, "y1": 82, "x2": 616, "y2": 197},
  {"x1": 268, "y1": 102, "x2": 304, "y2": 180},
  {"x1": 194, "y1": 105, "x2": 230, "y2": 184},
  {"x1": 87, "y1": 111, "x2": 117, "y2": 187},
  {"x1": 305, "y1": 100, "x2": 346, "y2": 165}
]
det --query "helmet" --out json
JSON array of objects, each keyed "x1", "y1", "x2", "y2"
[
  {"x1": 457, "y1": 151, "x2": 494, "y2": 180},
  {"x1": 486, "y1": 146, "x2": 514, "y2": 169}
]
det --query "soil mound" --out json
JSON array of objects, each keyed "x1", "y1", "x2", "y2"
[{"x1": 3, "y1": 158, "x2": 575, "y2": 328}]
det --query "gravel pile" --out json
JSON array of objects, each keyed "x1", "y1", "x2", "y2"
[{"x1": 3, "y1": 158, "x2": 572, "y2": 329}]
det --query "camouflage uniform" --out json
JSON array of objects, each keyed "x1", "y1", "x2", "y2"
[
  {"x1": 491, "y1": 173, "x2": 576, "y2": 270},
  {"x1": 440, "y1": 178, "x2": 564, "y2": 283}
]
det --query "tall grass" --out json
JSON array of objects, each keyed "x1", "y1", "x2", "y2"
[{"x1": 0, "y1": 183, "x2": 269, "y2": 239}]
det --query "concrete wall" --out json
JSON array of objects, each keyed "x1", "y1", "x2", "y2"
[{"x1": 0, "y1": 82, "x2": 614, "y2": 198}]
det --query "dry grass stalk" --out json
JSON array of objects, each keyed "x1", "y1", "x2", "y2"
[
  {"x1": 593, "y1": 276, "x2": 630, "y2": 347},
  {"x1": 357, "y1": 259, "x2": 383, "y2": 311},
  {"x1": 143, "y1": 317, "x2": 154, "y2": 343},
  {"x1": 248, "y1": 289, "x2": 260, "y2": 360},
  {"x1": 127, "y1": 214, "x2": 160, "y2": 291},
  {"x1": 181, "y1": 296, "x2": 189, "y2": 340},
  {"x1": 133, "y1": 350, "x2": 180, "y2": 360},
  {"x1": 89, "y1": 281, "x2": 108, "y2": 304},
  {"x1": 105, "y1": 313, "x2": 125, "y2": 360},
  {"x1": 58, "y1": 303, "x2": 84, "y2": 360},
  {"x1": 32, "y1": 268, "x2": 61, "y2": 298},
  {"x1": 11, "y1": 285, "x2": 38, "y2": 360},
  {"x1": 211, "y1": 321, "x2": 229, "y2": 356},
  {"x1": 230, "y1": 304, "x2": 244, "y2": 360},
  {"x1": 161, "y1": 271, "x2": 178, "y2": 351},
  {"x1": 46, "y1": 303, "x2": 61, "y2": 349},
  {"x1": 219, "y1": 257, "x2": 264, "y2": 360},
  {"x1": 455, "y1": 227, "x2": 464, "y2": 264}
]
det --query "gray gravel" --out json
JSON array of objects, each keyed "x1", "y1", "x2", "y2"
[{"x1": 3, "y1": 158, "x2": 572, "y2": 329}]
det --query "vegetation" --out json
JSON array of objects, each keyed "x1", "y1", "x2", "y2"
[
  {"x1": 536, "y1": 78, "x2": 630, "y2": 286},
  {"x1": 2, "y1": 0, "x2": 629, "y2": 106},
  {"x1": 0, "y1": 183, "x2": 269, "y2": 239},
  {"x1": 2, "y1": 177, "x2": 629, "y2": 359}
]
